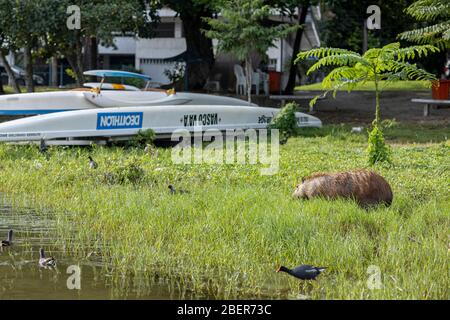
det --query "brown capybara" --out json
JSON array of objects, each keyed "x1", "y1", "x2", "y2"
[{"x1": 293, "y1": 170, "x2": 393, "y2": 208}]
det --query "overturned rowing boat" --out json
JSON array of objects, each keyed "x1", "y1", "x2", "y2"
[
  {"x1": 0, "y1": 70, "x2": 256, "y2": 116},
  {"x1": 0, "y1": 105, "x2": 322, "y2": 145}
]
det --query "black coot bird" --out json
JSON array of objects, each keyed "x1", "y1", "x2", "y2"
[
  {"x1": 168, "y1": 185, "x2": 188, "y2": 195},
  {"x1": 88, "y1": 156, "x2": 98, "y2": 169},
  {"x1": 39, "y1": 139, "x2": 48, "y2": 153},
  {"x1": 277, "y1": 265, "x2": 326, "y2": 280},
  {"x1": 39, "y1": 248, "x2": 56, "y2": 268},
  {"x1": 1, "y1": 230, "x2": 13, "y2": 247}
]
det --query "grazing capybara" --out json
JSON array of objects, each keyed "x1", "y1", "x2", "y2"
[{"x1": 293, "y1": 170, "x2": 393, "y2": 207}]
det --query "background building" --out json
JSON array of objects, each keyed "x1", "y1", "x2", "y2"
[{"x1": 98, "y1": 6, "x2": 321, "y2": 90}]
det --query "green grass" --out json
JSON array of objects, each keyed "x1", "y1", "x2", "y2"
[
  {"x1": 295, "y1": 80, "x2": 430, "y2": 92},
  {"x1": 0, "y1": 124, "x2": 448, "y2": 299}
]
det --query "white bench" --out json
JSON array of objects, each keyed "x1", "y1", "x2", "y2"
[{"x1": 411, "y1": 98, "x2": 450, "y2": 116}]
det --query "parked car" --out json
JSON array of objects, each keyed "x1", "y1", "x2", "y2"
[{"x1": 0, "y1": 64, "x2": 45, "y2": 85}]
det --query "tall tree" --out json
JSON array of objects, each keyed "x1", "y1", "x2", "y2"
[
  {"x1": 0, "y1": 0, "x2": 48, "y2": 92},
  {"x1": 297, "y1": 43, "x2": 437, "y2": 164},
  {"x1": 163, "y1": 0, "x2": 215, "y2": 90},
  {"x1": 320, "y1": 1, "x2": 417, "y2": 52},
  {"x1": 283, "y1": 1, "x2": 311, "y2": 94},
  {"x1": 0, "y1": 32, "x2": 21, "y2": 93},
  {"x1": 42, "y1": 0, "x2": 158, "y2": 86},
  {"x1": 205, "y1": 0, "x2": 297, "y2": 102}
]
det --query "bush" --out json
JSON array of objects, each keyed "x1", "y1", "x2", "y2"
[
  {"x1": 367, "y1": 123, "x2": 391, "y2": 165},
  {"x1": 268, "y1": 102, "x2": 299, "y2": 144},
  {"x1": 102, "y1": 157, "x2": 145, "y2": 185},
  {"x1": 129, "y1": 129, "x2": 156, "y2": 148}
]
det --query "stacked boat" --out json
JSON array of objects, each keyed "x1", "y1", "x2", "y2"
[{"x1": 0, "y1": 70, "x2": 322, "y2": 145}]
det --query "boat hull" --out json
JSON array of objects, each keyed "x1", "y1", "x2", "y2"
[
  {"x1": 0, "y1": 91, "x2": 95, "y2": 115},
  {"x1": 0, "y1": 105, "x2": 322, "y2": 143},
  {"x1": 0, "y1": 91, "x2": 256, "y2": 116}
]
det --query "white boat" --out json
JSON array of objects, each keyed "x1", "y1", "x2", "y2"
[
  {"x1": 0, "y1": 70, "x2": 256, "y2": 116},
  {"x1": 0, "y1": 105, "x2": 322, "y2": 144}
]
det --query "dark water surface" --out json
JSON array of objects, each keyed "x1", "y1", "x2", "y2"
[{"x1": 0, "y1": 195, "x2": 179, "y2": 300}]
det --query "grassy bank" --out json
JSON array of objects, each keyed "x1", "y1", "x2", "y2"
[
  {"x1": 295, "y1": 80, "x2": 430, "y2": 91},
  {"x1": 0, "y1": 124, "x2": 448, "y2": 299}
]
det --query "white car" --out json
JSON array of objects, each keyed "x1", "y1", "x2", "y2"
[{"x1": 0, "y1": 64, "x2": 45, "y2": 85}]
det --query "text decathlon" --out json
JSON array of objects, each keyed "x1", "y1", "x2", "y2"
[{"x1": 96, "y1": 112, "x2": 143, "y2": 130}]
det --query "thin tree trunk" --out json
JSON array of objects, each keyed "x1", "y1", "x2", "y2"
[
  {"x1": 0, "y1": 51, "x2": 21, "y2": 93},
  {"x1": 0, "y1": 78, "x2": 4, "y2": 94},
  {"x1": 84, "y1": 37, "x2": 98, "y2": 70},
  {"x1": 51, "y1": 57, "x2": 58, "y2": 87},
  {"x1": 66, "y1": 32, "x2": 85, "y2": 86},
  {"x1": 67, "y1": 55, "x2": 83, "y2": 87},
  {"x1": 24, "y1": 43, "x2": 34, "y2": 92},
  {"x1": 75, "y1": 33, "x2": 84, "y2": 85},
  {"x1": 89, "y1": 37, "x2": 98, "y2": 70},
  {"x1": 374, "y1": 77, "x2": 380, "y2": 125},
  {"x1": 283, "y1": 2, "x2": 310, "y2": 95},
  {"x1": 245, "y1": 56, "x2": 253, "y2": 104}
]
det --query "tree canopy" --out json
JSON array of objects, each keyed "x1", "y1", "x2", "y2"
[
  {"x1": 205, "y1": 0, "x2": 298, "y2": 102},
  {"x1": 297, "y1": 42, "x2": 438, "y2": 164},
  {"x1": 398, "y1": 0, "x2": 450, "y2": 48}
]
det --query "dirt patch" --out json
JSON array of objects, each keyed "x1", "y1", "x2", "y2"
[{"x1": 254, "y1": 91, "x2": 450, "y2": 126}]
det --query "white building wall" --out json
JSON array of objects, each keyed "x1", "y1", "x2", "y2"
[
  {"x1": 134, "y1": 18, "x2": 186, "y2": 84},
  {"x1": 98, "y1": 7, "x2": 321, "y2": 87},
  {"x1": 99, "y1": 36, "x2": 136, "y2": 55}
]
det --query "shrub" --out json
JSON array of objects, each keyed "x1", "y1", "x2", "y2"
[
  {"x1": 367, "y1": 122, "x2": 392, "y2": 165},
  {"x1": 268, "y1": 102, "x2": 299, "y2": 144},
  {"x1": 128, "y1": 129, "x2": 156, "y2": 148},
  {"x1": 102, "y1": 157, "x2": 145, "y2": 185}
]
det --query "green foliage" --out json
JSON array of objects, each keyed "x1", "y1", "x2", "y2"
[
  {"x1": 268, "y1": 102, "x2": 299, "y2": 144},
  {"x1": 296, "y1": 42, "x2": 438, "y2": 163},
  {"x1": 205, "y1": 0, "x2": 297, "y2": 61},
  {"x1": 320, "y1": 0, "x2": 417, "y2": 53},
  {"x1": 297, "y1": 43, "x2": 438, "y2": 109},
  {"x1": 129, "y1": 129, "x2": 156, "y2": 148},
  {"x1": 204, "y1": 0, "x2": 298, "y2": 102},
  {"x1": 0, "y1": 0, "x2": 160, "y2": 86},
  {"x1": 65, "y1": 68, "x2": 77, "y2": 80},
  {"x1": 163, "y1": 62, "x2": 186, "y2": 84},
  {"x1": 295, "y1": 80, "x2": 430, "y2": 91},
  {"x1": 398, "y1": 0, "x2": 450, "y2": 48},
  {"x1": 367, "y1": 123, "x2": 392, "y2": 165},
  {"x1": 102, "y1": 156, "x2": 145, "y2": 185}
]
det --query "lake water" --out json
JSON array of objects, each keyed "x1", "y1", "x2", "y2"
[{"x1": 0, "y1": 195, "x2": 182, "y2": 300}]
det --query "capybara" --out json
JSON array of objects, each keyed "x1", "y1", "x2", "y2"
[{"x1": 293, "y1": 170, "x2": 393, "y2": 207}]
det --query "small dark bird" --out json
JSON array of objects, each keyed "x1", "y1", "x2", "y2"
[
  {"x1": 88, "y1": 156, "x2": 98, "y2": 169},
  {"x1": 168, "y1": 185, "x2": 188, "y2": 195},
  {"x1": 39, "y1": 139, "x2": 48, "y2": 153},
  {"x1": 1, "y1": 230, "x2": 13, "y2": 247},
  {"x1": 277, "y1": 265, "x2": 326, "y2": 280},
  {"x1": 39, "y1": 248, "x2": 56, "y2": 268}
]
